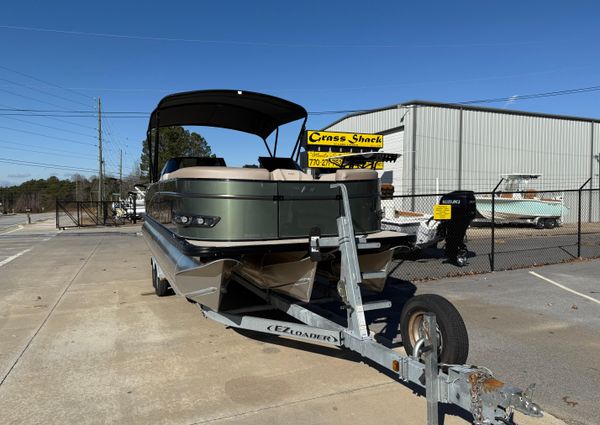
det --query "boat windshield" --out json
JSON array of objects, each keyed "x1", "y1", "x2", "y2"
[{"x1": 501, "y1": 174, "x2": 541, "y2": 192}]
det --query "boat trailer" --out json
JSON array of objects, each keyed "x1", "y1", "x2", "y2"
[{"x1": 195, "y1": 184, "x2": 542, "y2": 425}]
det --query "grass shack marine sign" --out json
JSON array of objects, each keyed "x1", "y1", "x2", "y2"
[
  {"x1": 307, "y1": 151, "x2": 384, "y2": 169},
  {"x1": 305, "y1": 130, "x2": 384, "y2": 169},
  {"x1": 306, "y1": 131, "x2": 383, "y2": 148}
]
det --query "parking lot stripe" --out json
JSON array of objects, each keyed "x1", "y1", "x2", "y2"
[
  {"x1": 529, "y1": 271, "x2": 600, "y2": 305},
  {"x1": 0, "y1": 225, "x2": 24, "y2": 235},
  {"x1": 0, "y1": 239, "x2": 101, "y2": 387},
  {"x1": 0, "y1": 248, "x2": 32, "y2": 268}
]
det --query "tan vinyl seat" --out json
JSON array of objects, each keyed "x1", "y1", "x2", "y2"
[
  {"x1": 318, "y1": 173, "x2": 336, "y2": 181},
  {"x1": 319, "y1": 169, "x2": 378, "y2": 181},
  {"x1": 270, "y1": 169, "x2": 314, "y2": 181},
  {"x1": 164, "y1": 166, "x2": 270, "y2": 181}
]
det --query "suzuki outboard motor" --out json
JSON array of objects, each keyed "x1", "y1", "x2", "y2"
[{"x1": 438, "y1": 191, "x2": 477, "y2": 266}]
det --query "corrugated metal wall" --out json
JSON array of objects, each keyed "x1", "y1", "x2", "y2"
[
  {"x1": 461, "y1": 112, "x2": 591, "y2": 191},
  {"x1": 324, "y1": 104, "x2": 600, "y2": 221}
]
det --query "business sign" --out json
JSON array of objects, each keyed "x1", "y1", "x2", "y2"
[
  {"x1": 307, "y1": 151, "x2": 383, "y2": 170},
  {"x1": 306, "y1": 130, "x2": 383, "y2": 148}
]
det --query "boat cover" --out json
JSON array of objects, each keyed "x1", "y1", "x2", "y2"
[{"x1": 149, "y1": 90, "x2": 307, "y2": 139}]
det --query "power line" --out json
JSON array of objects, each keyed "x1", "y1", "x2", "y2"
[
  {"x1": 0, "y1": 125, "x2": 97, "y2": 147},
  {"x1": 1, "y1": 82, "x2": 600, "y2": 118},
  {"x1": 0, "y1": 102, "x2": 98, "y2": 131},
  {"x1": 0, "y1": 108, "x2": 146, "y2": 115},
  {"x1": 0, "y1": 115, "x2": 96, "y2": 139},
  {"x1": 0, "y1": 76, "x2": 91, "y2": 108},
  {"x1": 308, "y1": 85, "x2": 600, "y2": 115},
  {"x1": 0, "y1": 24, "x2": 541, "y2": 49},
  {"x1": 0, "y1": 112, "x2": 145, "y2": 119},
  {"x1": 0, "y1": 144, "x2": 97, "y2": 161},
  {"x1": 0, "y1": 87, "x2": 74, "y2": 111},
  {"x1": 0, "y1": 64, "x2": 92, "y2": 101},
  {"x1": 0, "y1": 139, "x2": 96, "y2": 159},
  {"x1": 0, "y1": 157, "x2": 97, "y2": 173}
]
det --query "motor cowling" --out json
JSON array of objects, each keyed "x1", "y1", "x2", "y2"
[{"x1": 438, "y1": 191, "x2": 476, "y2": 265}]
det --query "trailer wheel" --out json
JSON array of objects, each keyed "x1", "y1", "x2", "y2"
[
  {"x1": 151, "y1": 264, "x2": 157, "y2": 289},
  {"x1": 400, "y1": 294, "x2": 469, "y2": 364},
  {"x1": 152, "y1": 261, "x2": 170, "y2": 296},
  {"x1": 155, "y1": 276, "x2": 170, "y2": 297},
  {"x1": 544, "y1": 218, "x2": 557, "y2": 229},
  {"x1": 535, "y1": 219, "x2": 545, "y2": 229}
]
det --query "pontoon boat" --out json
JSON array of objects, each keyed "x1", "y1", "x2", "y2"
[{"x1": 142, "y1": 90, "x2": 409, "y2": 310}]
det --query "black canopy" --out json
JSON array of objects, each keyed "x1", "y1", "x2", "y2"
[{"x1": 148, "y1": 90, "x2": 307, "y2": 139}]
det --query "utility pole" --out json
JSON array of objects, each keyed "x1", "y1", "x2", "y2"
[
  {"x1": 119, "y1": 149, "x2": 123, "y2": 199},
  {"x1": 97, "y1": 97, "x2": 103, "y2": 202}
]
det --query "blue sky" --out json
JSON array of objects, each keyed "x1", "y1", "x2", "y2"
[{"x1": 1, "y1": 0, "x2": 600, "y2": 185}]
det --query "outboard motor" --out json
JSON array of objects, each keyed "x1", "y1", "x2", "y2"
[{"x1": 438, "y1": 191, "x2": 477, "y2": 266}]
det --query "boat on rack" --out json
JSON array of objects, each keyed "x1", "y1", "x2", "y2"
[
  {"x1": 142, "y1": 90, "x2": 410, "y2": 311},
  {"x1": 476, "y1": 174, "x2": 568, "y2": 228}
]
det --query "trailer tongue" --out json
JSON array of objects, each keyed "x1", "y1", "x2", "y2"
[{"x1": 200, "y1": 183, "x2": 542, "y2": 425}]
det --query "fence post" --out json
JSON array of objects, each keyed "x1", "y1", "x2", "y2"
[
  {"x1": 577, "y1": 178, "x2": 592, "y2": 257},
  {"x1": 55, "y1": 199, "x2": 59, "y2": 229},
  {"x1": 133, "y1": 195, "x2": 137, "y2": 224},
  {"x1": 491, "y1": 192, "x2": 495, "y2": 271}
]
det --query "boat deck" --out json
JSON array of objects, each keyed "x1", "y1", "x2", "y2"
[{"x1": 183, "y1": 230, "x2": 408, "y2": 248}]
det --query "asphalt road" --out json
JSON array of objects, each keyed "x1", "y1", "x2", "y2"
[
  {"x1": 406, "y1": 262, "x2": 600, "y2": 425},
  {"x1": 0, "y1": 212, "x2": 55, "y2": 232},
  {"x1": 392, "y1": 230, "x2": 600, "y2": 281},
  {"x1": 0, "y1": 223, "x2": 568, "y2": 425},
  {"x1": 0, "y1": 215, "x2": 58, "y2": 267}
]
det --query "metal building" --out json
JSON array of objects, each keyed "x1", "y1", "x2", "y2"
[{"x1": 323, "y1": 100, "x2": 600, "y2": 221}]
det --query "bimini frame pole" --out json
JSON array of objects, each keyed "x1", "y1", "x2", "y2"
[
  {"x1": 291, "y1": 117, "x2": 307, "y2": 161},
  {"x1": 147, "y1": 130, "x2": 153, "y2": 182},
  {"x1": 273, "y1": 127, "x2": 279, "y2": 157},
  {"x1": 262, "y1": 137, "x2": 274, "y2": 157},
  {"x1": 153, "y1": 112, "x2": 160, "y2": 181}
]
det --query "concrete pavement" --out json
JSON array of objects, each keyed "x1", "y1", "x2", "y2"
[
  {"x1": 0, "y1": 212, "x2": 55, "y2": 232},
  {"x1": 0, "y1": 222, "x2": 572, "y2": 425},
  {"x1": 411, "y1": 262, "x2": 600, "y2": 425}
]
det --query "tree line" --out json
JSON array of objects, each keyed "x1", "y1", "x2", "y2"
[
  {"x1": 0, "y1": 172, "x2": 145, "y2": 213},
  {"x1": 1, "y1": 126, "x2": 213, "y2": 213}
]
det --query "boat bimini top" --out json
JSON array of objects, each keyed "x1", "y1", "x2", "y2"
[{"x1": 147, "y1": 89, "x2": 308, "y2": 182}]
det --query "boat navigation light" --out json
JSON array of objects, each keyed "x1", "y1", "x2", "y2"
[{"x1": 173, "y1": 214, "x2": 221, "y2": 228}]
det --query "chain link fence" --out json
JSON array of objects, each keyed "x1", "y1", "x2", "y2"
[
  {"x1": 56, "y1": 200, "x2": 141, "y2": 229},
  {"x1": 385, "y1": 186, "x2": 600, "y2": 281}
]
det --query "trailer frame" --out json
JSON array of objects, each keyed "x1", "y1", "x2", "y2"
[{"x1": 196, "y1": 183, "x2": 543, "y2": 425}]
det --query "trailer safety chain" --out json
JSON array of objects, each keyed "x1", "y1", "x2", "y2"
[{"x1": 469, "y1": 370, "x2": 492, "y2": 425}]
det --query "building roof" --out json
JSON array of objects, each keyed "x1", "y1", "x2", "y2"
[{"x1": 324, "y1": 99, "x2": 600, "y2": 129}]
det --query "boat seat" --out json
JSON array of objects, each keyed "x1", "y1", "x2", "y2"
[
  {"x1": 319, "y1": 169, "x2": 378, "y2": 181},
  {"x1": 500, "y1": 192, "x2": 513, "y2": 199},
  {"x1": 163, "y1": 166, "x2": 271, "y2": 181},
  {"x1": 318, "y1": 173, "x2": 336, "y2": 181},
  {"x1": 270, "y1": 169, "x2": 314, "y2": 181}
]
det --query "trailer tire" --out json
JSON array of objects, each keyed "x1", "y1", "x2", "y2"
[
  {"x1": 400, "y1": 294, "x2": 469, "y2": 364},
  {"x1": 155, "y1": 277, "x2": 170, "y2": 297},
  {"x1": 544, "y1": 218, "x2": 557, "y2": 229},
  {"x1": 152, "y1": 261, "x2": 170, "y2": 296},
  {"x1": 151, "y1": 264, "x2": 157, "y2": 289}
]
